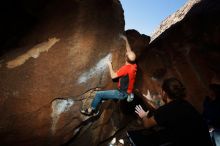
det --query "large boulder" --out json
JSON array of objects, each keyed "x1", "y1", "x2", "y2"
[{"x1": 0, "y1": 0, "x2": 126, "y2": 145}]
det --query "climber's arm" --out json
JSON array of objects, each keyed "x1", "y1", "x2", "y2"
[
  {"x1": 120, "y1": 35, "x2": 132, "y2": 52},
  {"x1": 107, "y1": 61, "x2": 118, "y2": 79}
]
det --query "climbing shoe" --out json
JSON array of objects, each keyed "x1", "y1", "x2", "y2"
[{"x1": 80, "y1": 108, "x2": 99, "y2": 116}]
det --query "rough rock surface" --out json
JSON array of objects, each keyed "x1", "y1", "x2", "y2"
[
  {"x1": 151, "y1": 0, "x2": 201, "y2": 41},
  {"x1": 0, "y1": 0, "x2": 126, "y2": 146}
]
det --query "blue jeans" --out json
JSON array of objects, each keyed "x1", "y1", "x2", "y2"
[
  {"x1": 210, "y1": 129, "x2": 220, "y2": 146},
  {"x1": 91, "y1": 90, "x2": 128, "y2": 110}
]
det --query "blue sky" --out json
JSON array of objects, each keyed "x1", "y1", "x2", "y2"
[{"x1": 120, "y1": 0, "x2": 187, "y2": 36}]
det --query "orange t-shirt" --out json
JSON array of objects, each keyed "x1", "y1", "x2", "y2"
[{"x1": 116, "y1": 64, "x2": 137, "y2": 94}]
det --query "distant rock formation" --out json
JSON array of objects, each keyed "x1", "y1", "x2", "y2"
[{"x1": 151, "y1": 0, "x2": 201, "y2": 41}]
